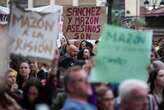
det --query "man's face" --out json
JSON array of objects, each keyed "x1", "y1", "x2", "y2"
[
  {"x1": 30, "y1": 61, "x2": 38, "y2": 73},
  {"x1": 123, "y1": 88, "x2": 148, "y2": 110},
  {"x1": 71, "y1": 69, "x2": 92, "y2": 97},
  {"x1": 69, "y1": 47, "x2": 79, "y2": 58}
]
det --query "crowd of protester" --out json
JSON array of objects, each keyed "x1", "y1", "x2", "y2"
[{"x1": 0, "y1": 37, "x2": 164, "y2": 110}]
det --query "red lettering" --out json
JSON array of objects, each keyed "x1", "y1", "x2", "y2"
[
  {"x1": 73, "y1": 33, "x2": 91, "y2": 39},
  {"x1": 72, "y1": 25, "x2": 76, "y2": 32},
  {"x1": 74, "y1": 33, "x2": 79, "y2": 39},
  {"x1": 91, "y1": 7, "x2": 96, "y2": 15},
  {"x1": 80, "y1": 17, "x2": 85, "y2": 25},
  {"x1": 86, "y1": 17, "x2": 89, "y2": 24},
  {"x1": 66, "y1": 8, "x2": 73, "y2": 16},
  {"x1": 80, "y1": 33, "x2": 85, "y2": 39},
  {"x1": 75, "y1": 17, "x2": 79, "y2": 25},
  {"x1": 96, "y1": 25, "x2": 101, "y2": 33},
  {"x1": 66, "y1": 25, "x2": 72, "y2": 32},
  {"x1": 68, "y1": 17, "x2": 72, "y2": 24},
  {"x1": 67, "y1": 7, "x2": 101, "y2": 16},
  {"x1": 80, "y1": 25, "x2": 85, "y2": 32},
  {"x1": 93, "y1": 17, "x2": 99, "y2": 24},
  {"x1": 96, "y1": 7, "x2": 101, "y2": 15}
]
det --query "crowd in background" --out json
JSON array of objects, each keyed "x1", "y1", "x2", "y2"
[{"x1": 0, "y1": 36, "x2": 164, "y2": 110}]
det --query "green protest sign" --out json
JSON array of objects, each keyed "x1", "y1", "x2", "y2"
[{"x1": 89, "y1": 25, "x2": 152, "y2": 83}]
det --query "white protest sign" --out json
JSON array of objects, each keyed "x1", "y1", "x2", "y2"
[{"x1": 9, "y1": 3, "x2": 60, "y2": 60}]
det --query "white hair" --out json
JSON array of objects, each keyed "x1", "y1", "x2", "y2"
[
  {"x1": 119, "y1": 79, "x2": 148, "y2": 100},
  {"x1": 153, "y1": 60, "x2": 164, "y2": 70}
]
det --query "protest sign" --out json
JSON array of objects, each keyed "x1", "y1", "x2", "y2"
[
  {"x1": 9, "y1": 3, "x2": 60, "y2": 60},
  {"x1": 89, "y1": 25, "x2": 152, "y2": 83},
  {"x1": 63, "y1": 6, "x2": 106, "y2": 40},
  {"x1": 0, "y1": 14, "x2": 8, "y2": 25}
]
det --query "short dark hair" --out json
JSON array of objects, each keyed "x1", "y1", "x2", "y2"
[{"x1": 64, "y1": 66, "x2": 82, "y2": 93}]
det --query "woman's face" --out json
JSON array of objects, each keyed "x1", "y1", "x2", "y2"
[
  {"x1": 150, "y1": 52, "x2": 156, "y2": 62},
  {"x1": 19, "y1": 62, "x2": 31, "y2": 78},
  {"x1": 155, "y1": 69, "x2": 164, "y2": 88},
  {"x1": 7, "y1": 72, "x2": 16, "y2": 86},
  {"x1": 83, "y1": 49, "x2": 90, "y2": 59},
  {"x1": 60, "y1": 37, "x2": 67, "y2": 46},
  {"x1": 101, "y1": 90, "x2": 114, "y2": 110},
  {"x1": 81, "y1": 41, "x2": 86, "y2": 49},
  {"x1": 27, "y1": 86, "x2": 39, "y2": 103}
]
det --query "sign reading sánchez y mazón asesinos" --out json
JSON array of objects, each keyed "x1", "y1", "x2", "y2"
[{"x1": 63, "y1": 6, "x2": 106, "y2": 40}]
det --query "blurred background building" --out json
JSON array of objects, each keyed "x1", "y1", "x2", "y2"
[{"x1": 0, "y1": 0, "x2": 164, "y2": 37}]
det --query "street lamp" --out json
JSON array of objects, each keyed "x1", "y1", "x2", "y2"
[
  {"x1": 160, "y1": 0, "x2": 164, "y2": 6},
  {"x1": 106, "y1": 0, "x2": 113, "y2": 24},
  {"x1": 144, "y1": 0, "x2": 164, "y2": 10}
]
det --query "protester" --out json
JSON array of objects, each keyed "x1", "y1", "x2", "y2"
[
  {"x1": 5, "y1": 69, "x2": 19, "y2": 93},
  {"x1": 17, "y1": 61, "x2": 31, "y2": 90},
  {"x1": 86, "y1": 41, "x2": 95, "y2": 56},
  {"x1": 4, "y1": 69, "x2": 23, "y2": 104},
  {"x1": 151, "y1": 46, "x2": 159, "y2": 63},
  {"x1": 79, "y1": 40, "x2": 88, "y2": 51},
  {"x1": 30, "y1": 61, "x2": 48, "y2": 81},
  {"x1": 43, "y1": 73, "x2": 59, "y2": 105},
  {"x1": 0, "y1": 76, "x2": 23, "y2": 110},
  {"x1": 118, "y1": 79, "x2": 149, "y2": 110},
  {"x1": 21, "y1": 78, "x2": 44, "y2": 110},
  {"x1": 59, "y1": 37, "x2": 68, "y2": 56},
  {"x1": 148, "y1": 69, "x2": 164, "y2": 110},
  {"x1": 148, "y1": 60, "x2": 164, "y2": 74},
  {"x1": 78, "y1": 48, "x2": 91, "y2": 60},
  {"x1": 59, "y1": 44, "x2": 85, "y2": 69},
  {"x1": 158, "y1": 39, "x2": 164, "y2": 58},
  {"x1": 96, "y1": 88, "x2": 114, "y2": 110},
  {"x1": 62, "y1": 66, "x2": 97, "y2": 110},
  {"x1": 93, "y1": 40, "x2": 99, "y2": 55},
  {"x1": 44, "y1": 50, "x2": 66, "y2": 107}
]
